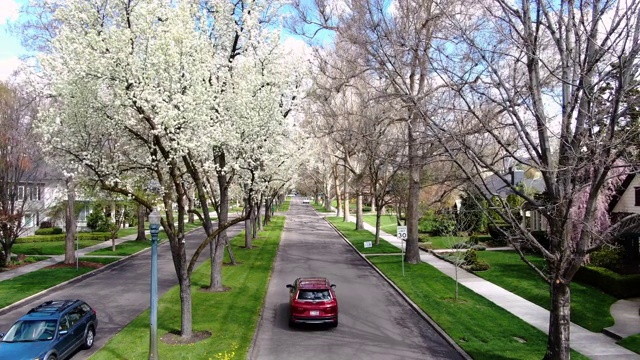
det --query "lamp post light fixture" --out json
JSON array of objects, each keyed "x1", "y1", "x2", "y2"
[{"x1": 148, "y1": 209, "x2": 161, "y2": 360}]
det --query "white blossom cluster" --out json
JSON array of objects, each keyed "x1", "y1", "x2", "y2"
[{"x1": 35, "y1": 0, "x2": 308, "y2": 200}]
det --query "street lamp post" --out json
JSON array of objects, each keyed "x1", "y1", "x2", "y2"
[{"x1": 148, "y1": 209, "x2": 161, "y2": 360}]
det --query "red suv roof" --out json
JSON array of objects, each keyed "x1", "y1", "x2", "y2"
[{"x1": 297, "y1": 277, "x2": 331, "y2": 289}]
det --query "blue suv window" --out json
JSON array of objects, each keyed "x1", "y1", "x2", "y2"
[{"x1": 2, "y1": 320, "x2": 57, "y2": 342}]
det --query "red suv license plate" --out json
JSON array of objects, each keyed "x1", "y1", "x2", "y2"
[{"x1": 310, "y1": 310, "x2": 319, "y2": 316}]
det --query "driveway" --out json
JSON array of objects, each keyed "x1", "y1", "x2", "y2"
[
  {"x1": 250, "y1": 201, "x2": 463, "y2": 360},
  {"x1": 0, "y1": 223, "x2": 242, "y2": 360}
]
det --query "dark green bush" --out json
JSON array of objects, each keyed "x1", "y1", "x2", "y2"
[
  {"x1": 487, "y1": 224, "x2": 510, "y2": 246},
  {"x1": 453, "y1": 242, "x2": 471, "y2": 249},
  {"x1": 574, "y1": 265, "x2": 640, "y2": 298},
  {"x1": 463, "y1": 249, "x2": 491, "y2": 271},
  {"x1": 86, "y1": 207, "x2": 112, "y2": 232},
  {"x1": 471, "y1": 244, "x2": 487, "y2": 251},
  {"x1": 418, "y1": 234, "x2": 431, "y2": 242},
  {"x1": 418, "y1": 212, "x2": 439, "y2": 233},
  {"x1": 34, "y1": 227, "x2": 63, "y2": 235},
  {"x1": 469, "y1": 234, "x2": 492, "y2": 244},
  {"x1": 433, "y1": 216, "x2": 457, "y2": 236},
  {"x1": 39, "y1": 221, "x2": 53, "y2": 228},
  {"x1": 590, "y1": 246, "x2": 625, "y2": 271}
]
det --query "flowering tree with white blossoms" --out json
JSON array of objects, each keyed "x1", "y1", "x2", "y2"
[{"x1": 36, "y1": 0, "x2": 304, "y2": 340}]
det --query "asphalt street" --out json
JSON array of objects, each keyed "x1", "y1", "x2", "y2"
[
  {"x1": 249, "y1": 201, "x2": 463, "y2": 360},
  {"x1": 0, "y1": 223, "x2": 242, "y2": 360}
]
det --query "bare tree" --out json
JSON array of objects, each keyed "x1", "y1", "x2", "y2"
[
  {"x1": 0, "y1": 81, "x2": 41, "y2": 267},
  {"x1": 291, "y1": 0, "x2": 453, "y2": 263},
  {"x1": 428, "y1": 0, "x2": 640, "y2": 358}
]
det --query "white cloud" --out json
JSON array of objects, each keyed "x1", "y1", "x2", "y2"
[{"x1": 0, "y1": 0, "x2": 19, "y2": 24}]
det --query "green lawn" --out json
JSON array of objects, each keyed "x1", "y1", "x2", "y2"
[
  {"x1": 12, "y1": 240, "x2": 104, "y2": 255},
  {"x1": 90, "y1": 217, "x2": 284, "y2": 360},
  {"x1": 619, "y1": 334, "x2": 640, "y2": 353},
  {"x1": 0, "y1": 257, "x2": 120, "y2": 309},
  {"x1": 277, "y1": 199, "x2": 290, "y2": 212},
  {"x1": 312, "y1": 201, "x2": 333, "y2": 213},
  {"x1": 89, "y1": 221, "x2": 203, "y2": 256},
  {"x1": 87, "y1": 241, "x2": 152, "y2": 256},
  {"x1": 475, "y1": 251, "x2": 617, "y2": 332},
  {"x1": 115, "y1": 226, "x2": 145, "y2": 238},
  {"x1": 362, "y1": 214, "x2": 398, "y2": 235},
  {"x1": 328, "y1": 225, "x2": 589, "y2": 359},
  {"x1": 327, "y1": 217, "x2": 400, "y2": 254},
  {"x1": 369, "y1": 256, "x2": 588, "y2": 360}
]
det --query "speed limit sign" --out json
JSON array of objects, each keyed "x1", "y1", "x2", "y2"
[{"x1": 397, "y1": 226, "x2": 407, "y2": 241}]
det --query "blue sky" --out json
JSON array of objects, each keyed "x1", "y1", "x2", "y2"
[{"x1": 0, "y1": 0, "x2": 25, "y2": 80}]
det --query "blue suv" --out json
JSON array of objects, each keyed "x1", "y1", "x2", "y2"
[{"x1": 0, "y1": 299, "x2": 98, "y2": 360}]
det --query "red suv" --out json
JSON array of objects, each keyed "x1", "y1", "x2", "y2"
[{"x1": 286, "y1": 277, "x2": 338, "y2": 328}]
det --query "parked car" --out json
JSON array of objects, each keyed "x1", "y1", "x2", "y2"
[
  {"x1": 286, "y1": 277, "x2": 338, "y2": 328},
  {"x1": 302, "y1": 198, "x2": 310, "y2": 204},
  {"x1": 0, "y1": 299, "x2": 98, "y2": 360}
]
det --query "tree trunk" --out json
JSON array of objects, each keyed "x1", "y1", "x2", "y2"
[
  {"x1": 405, "y1": 118, "x2": 421, "y2": 264},
  {"x1": 1, "y1": 242, "x2": 12, "y2": 267},
  {"x1": 375, "y1": 208, "x2": 382, "y2": 245},
  {"x1": 545, "y1": 280, "x2": 571, "y2": 360},
  {"x1": 343, "y1": 163, "x2": 349, "y2": 222},
  {"x1": 64, "y1": 177, "x2": 76, "y2": 265},
  {"x1": 136, "y1": 204, "x2": 146, "y2": 241},
  {"x1": 334, "y1": 166, "x2": 341, "y2": 217},
  {"x1": 255, "y1": 197, "x2": 262, "y2": 233},
  {"x1": 355, "y1": 194, "x2": 364, "y2": 230},
  {"x1": 178, "y1": 265, "x2": 193, "y2": 338},
  {"x1": 244, "y1": 202, "x2": 253, "y2": 249},
  {"x1": 187, "y1": 192, "x2": 195, "y2": 224}
]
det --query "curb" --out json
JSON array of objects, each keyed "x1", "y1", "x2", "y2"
[
  {"x1": 322, "y1": 216, "x2": 472, "y2": 360},
  {"x1": 247, "y1": 216, "x2": 286, "y2": 360}
]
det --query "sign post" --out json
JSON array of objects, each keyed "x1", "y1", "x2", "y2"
[{"x1": 397, "y1": 226, "x2": 407, "y2": 276}]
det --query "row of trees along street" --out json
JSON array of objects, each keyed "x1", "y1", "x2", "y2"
[
  {"x1": 2, "y1": 0, "x2": 639, "y2": 358},
  {"x1": 289, "y1": 0, "x2": 640, "y2": 359},
  {"x1": 6, "y1": 0, "x2": 310, "y2": 342}
]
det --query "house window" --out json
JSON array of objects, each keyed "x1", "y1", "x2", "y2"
[
  {"x1": 636, "y1": 187, "x2": 640, "y2": 206},
  {"x1": 24, "y1": 213, "x2": 33, "y2": 227},
  {"x1": 17, "y1": 186, "x2": 24, "y2": 201},
  {"x1": 29, "y1": 186, "x2": 41, "y2": 200}
]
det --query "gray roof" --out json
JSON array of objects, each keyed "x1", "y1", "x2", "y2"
[{"x1": 480, "y1": 170, "x2": 545, "y2": 197}]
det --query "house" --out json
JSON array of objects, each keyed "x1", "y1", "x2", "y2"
[{"x1": 607, "y1": 173, "x2": 640, "y2": 270}]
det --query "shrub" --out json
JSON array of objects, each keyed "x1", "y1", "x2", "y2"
[
  {"x1": 433, "y1": 216, "x2": 457, "y2": 236},
  {"x1": 39, "y1": 221, "x2": 53, "y2": 229},
  {"x1": 86, "y1": 208, "x2": 112, "y2": 232},
  {"x1": 590, "y1": 246, "x2": 625, "y2": 271},
  {"x1": 471, "y1": 244, "x2": 487, "y2": 251},
  {"x1": 469, "y1": 234, "x2": 492, "y2": 245},
  {"x1": 463, "y1": 249, "x2": 491, "y2": 271},
  {"x1": 418, "y1": 212, "x2": 439, "y2": 233},
  {"x1": 418, "y1": 234, "x2": 431, "y2": 243},
  {"x1": 34, "y1": 227, "x2": 63, "y2": 235},
  {"x1": 530, "y1": 231, "x2": 550, "y2": 250},
  {"x1": 452, "y1": 242, "x2": 470, "y2": 249},
  {"x1": 574, "y1": 265, "x2": 640, "y2": 298},
  {"x1": 487, "y1": 224, "x2": 510, "y2": 246}
]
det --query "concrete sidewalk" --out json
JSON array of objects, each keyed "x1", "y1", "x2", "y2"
[
  {"x1": 353, "y1": 219, "x2": 640, "y2": 360},
  {"x1": 0, "y1": 234, "x2": 140, "y2": 282}
]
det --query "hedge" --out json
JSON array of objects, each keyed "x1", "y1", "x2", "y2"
[
  {"x1": 16, "y1": 232, "x2": 112, "y2": 243},
  {"x1": 574, "y1": 265, "x2": 640, "y2": 298},
  {"x1": 34, "y1": 227, "x2": 63, "y2": 235}
]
